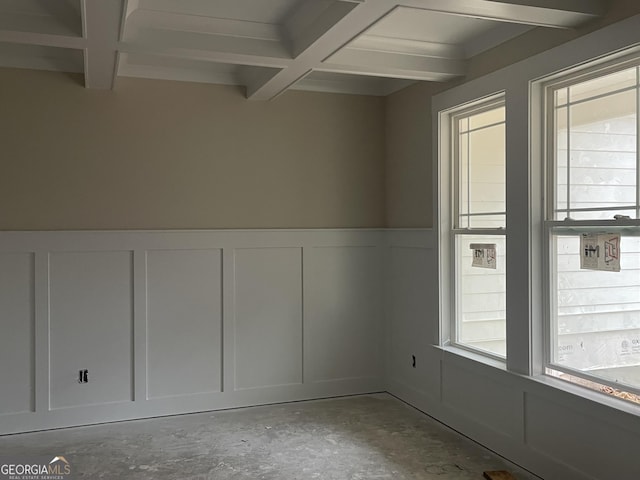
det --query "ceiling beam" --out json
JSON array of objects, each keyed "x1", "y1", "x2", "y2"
[
  {"x1": 350, "y1": 35, "x2": 465, "y2": 59},
  {"x1": 318, "y1": 61, "x2": 462, "y2": 82},
  {"x1": 124, "y1": 0, "x2": 140, "y2": 21},
  {"x1": 396, "y1": 0, "x2": 605, "y2": 28},
  {"x1": 463, "y1": 22, "x2": 533, "y2": 58},
  {"x1": 118, "y1": 52, "x2": 240, "y2": 85},
  {"x1": 82, "y1": 0, "x2": 123, "y2": 89},
  {"x1": 241, "y1": 66, "x2": 284, "y2": 98},
  {"x1": 284, "y1": 0, "x2": 363, "y2": 58},
  {"x1": 248, "y1": 1, "x2": 397, "y2": 100},
  {"x1": 0, "y1": 30, "x2": 85, "y2": 50},
  {"x1": 119, "y1": 42, "x2": 293, "y2": 70},
  {"x1": 327, "y1": 47, "x2": 466, "y2": 79},
  {"x1": 126, "y1": 10, "x2": 282, "y2": 42},
  {"x1": 247, "y1": 0, "x2": 604, "y2": 100},
  {"x1": 291, "y1": 73, "x2": 414, "y2": 97},
  {"x1": 127, "y1": 29, "x2": 290, "y2": 62}
]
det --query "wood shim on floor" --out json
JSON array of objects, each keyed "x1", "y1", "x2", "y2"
[{"x1": 484, "y1": 471, "x2": 517, "y2": 480}]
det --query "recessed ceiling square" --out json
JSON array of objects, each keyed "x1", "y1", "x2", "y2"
[
  {"x1": 293, "y1": 70, "x2": 415, "y2": 96},
  {"x1": 136, "y1": 0, "x2": 304, "y2": 25},
  {"x1": 0, "y1": 0, "x2": 82, "y2": 36},
  {"x1": 0, "y1": 41, "x2": 83, "y2": 72},
  {"x1": 367, "y1": 7, "x2": 504, "y2": 45}
]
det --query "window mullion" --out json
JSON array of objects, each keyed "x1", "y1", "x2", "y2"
[
  {"x1": 466, "y1": 128, "x2": 470, "y2": 229},
  {"x1": 636, "y1": 66, "x2": 639, "y2": 219},
  {"x1": 566, "y1": 89, "x2": 571, "y2": 219}
]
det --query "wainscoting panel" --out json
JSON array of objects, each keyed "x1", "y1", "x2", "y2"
[
  {"x1": 304, "y1": 246, "x2": 382, "y2": 383},
  {"x1": 233, "y1": 247, "x2": 303, "y2": 390},
  {"x1": 441, "y1": 360, "x2": 520, "y2": 438},
  {"x1": 387, "y1": 245, "x2": 437, "y2": 399},
  {"x1": 0, "y1": 253, "x2": 35, "y2": 415},
  {"x1": 0, "y1": 229, "x2": 384, "y2": 434},
  {"x1": 386, "y1": 229, "x2": 640, "y2": 480},
  {"x1": 49, "y1": 251, "x2": 134, "y2": 410},
  {"x1": 2, "y1": 226, "x2": 640, "y2": 479},
  {"x1": 525, "y1": 392, "x2": 640, "y2": 480},
  {"x1": 146, "y1": 249, "x2": 223, "y2": 399}
]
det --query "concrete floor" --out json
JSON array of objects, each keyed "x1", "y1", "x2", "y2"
[{"x1": 0, "y1": 394, "x2": 540, "y2": 479}]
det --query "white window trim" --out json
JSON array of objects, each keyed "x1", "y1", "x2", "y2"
[
  {"x1": 435, "y1": 14, "x2": 640, "y2": 385},
  {"x1": 439, "y1": 94, "x2": 507, "y2": 361},
  {"x1": 538, "y1": 52, "x2": 640, "y2": 396}
]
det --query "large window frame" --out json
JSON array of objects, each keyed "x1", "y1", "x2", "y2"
[
  {"x1": 541, "y1": 53, "x2": 640, "y2": 397},
  {"x1": 440, "y1": 93, "x2": 507, "y2": 361},
  {"x1": 435, "y1": 15, "x2": 640, "y2": 412}
]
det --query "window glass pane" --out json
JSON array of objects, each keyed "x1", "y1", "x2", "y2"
[
  {"x1": 458, "y1": 109, "x2": 506, "y2": 228},
  {"x1": 469, "y1": 106, "x2": 505, "y2": 130},
  {"x1": 456, "y1": 235, "x2": 506, "y2": 357},
  {"x1": 555, "y1": 86, "x2": 637, "y2": 219},
  {"x1": 468, "y1": 124, "x2": 505, "y2": 212},
  {"x1": 552, "y1": 234, "x2": 640, "y2": 391},
  {"x1": 569, "y1": 67, "x2": 637, "y2": 103}
]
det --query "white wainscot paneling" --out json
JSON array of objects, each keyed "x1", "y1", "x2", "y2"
[
  {"x1": 146, "y1": 249, "x2": 222, "y2": 399},
  {"x1": 441, "y1": 361, "x2": 520, "y2": 439},
  {"x1": 49, "y1": 251, "x2": 133, "y2": 409},
  {"x1": 304, "y1": 246, "x2": 382, "y2": 383},
  {"x1": 388, "y1": 246, "x2": 437, "y2": 396},
  {"x1": 0, "y1": 253, "x2": 34, "y2": 415},
  {"x1": 525, "y1": 393, "x2": 640, "y2": 479},
  {"x1": 234, "y1": 248, "x2": 302, "y2": 390}
]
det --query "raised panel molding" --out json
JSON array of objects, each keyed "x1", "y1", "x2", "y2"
[
  {"x1": 234, "y1": 247, "x2": 303, "y2": 390},
  {"x1": 0, "y1": 253, "x2": 35, "y2": 415},
  {"x1": 385, "y1": 228, "x2": 640, "y2": 480},
  {"x1": 304, "y1": 246, "x2": 383, "y2": 383},
  {"x1": 0, "y1": 229, "x2": 385, "y2": 435},
  {"x1": 441, "y1": 361, "x2": 520, "y2": 439},
  {"x1": 146, "y1": 249, "x2": 223, "y2": 399},
  {"x1": 49, "y1": 251, "x2": 134, "y2": 410},
  {"x1": 525, "y1": 393, "x2": 640, "y2": 479},
  {"x1": 2, "y1": 227, "x2": 639, "y2": 480},
  {"x1": 387, "y1": 246, "x2": 438, "y2": 397}
]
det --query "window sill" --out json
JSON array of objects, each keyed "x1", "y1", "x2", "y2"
[
  {"x1": 529, "y1": 373, "x2": 640, "y2": 418},
  {"x1": 436, "y1": 344, "x2": 507, "y2": 371}
]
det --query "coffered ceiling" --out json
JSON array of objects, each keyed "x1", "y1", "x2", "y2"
[{"x1": 0, "y1": 0, "x2": 606, "y2": 99}]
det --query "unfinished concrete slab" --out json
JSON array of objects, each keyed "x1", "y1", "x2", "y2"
[{"x1": 0, "y1": 394, "x2": 540, "y2": 479}]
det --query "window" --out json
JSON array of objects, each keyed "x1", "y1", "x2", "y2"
[
  {"x1": 448, "y1": 97, "x2": 506, "y2": 358},
  {"x1": 545, "y1": 58, "x2": 640, "y2": 397}
]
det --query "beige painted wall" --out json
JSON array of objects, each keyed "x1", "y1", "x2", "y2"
[
  {"x1": 385, "y1": 1, "x2": 640, "y2": 228},
  {"x1": 0, "y1": 68, "x2": 385, "y2": 230},
  {"x1": 385, "y1": 82, "x2": 434, "y2": 228}
]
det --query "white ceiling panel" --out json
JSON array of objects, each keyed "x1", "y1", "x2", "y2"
[
  {"x1": 292, "y1": 70, "x2": 415, "y2": 96},
  {"x1": 365, "y1": 7, "x2": 500, "y2": 45},
  {"x1": 136, "y1": 0, "x2": 304, "y2": 25},
  {"x1": 119, "y1": 52, "x2": 241, "y2": 85},
  {"x1": 0, "y1": 0, "x2": 610, "y2": 98},
  {"x1": 0, "y1": 0, "x2": 82, "y2": 36},
  {"x1": 0, "y1": 41, "x2": 83, "y2": 72}
]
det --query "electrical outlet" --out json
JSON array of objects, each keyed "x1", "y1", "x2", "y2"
[{"x1": 78, "y1": 369, "x2": 89, "y2": 383}]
